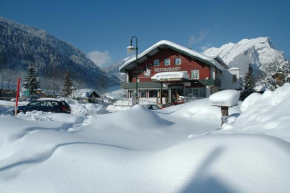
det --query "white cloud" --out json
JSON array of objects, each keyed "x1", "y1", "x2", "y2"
[
  {"x1": 86, "y1": 50, "x2": 112, "y2": 68},
  {"x1": 189, "y1": 30, "x2": 210, "y2": 47}
]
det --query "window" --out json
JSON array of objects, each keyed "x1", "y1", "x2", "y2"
[
  {"x1": 164, "y1": 58, "x2": 170, "y2": 66},
  {"x1": 149, "y1": 90, "x2": 158, "y2": 97},
  {"x1": 29, "y1": 101, "x2": 39, "y2": 106},
  {"x1": 51, "y1": 101, "x2": 59, "y2": 106},
  {"x1": 233, "y1": 75, "x2": 237, "y2": 83},
  {"x1": 191, "y1": 70, "x2": 199, "y2": 79},
  {"x1": 192, "y1": 89, "x2": 199, "y2": 97},
  {"x1": 175, "y1": 58, "x2": 181, "y2": 65},
  {"x1": 40, "y1": 101, "x2": 47, "y2": 106},
  {"x1": 129, "y1": 90, "x2": 135, "y2": 98},
  {"x1": 47, "y1": 101, "x2": 53, "y2": 107},
  {"x1": 154, "y1": 59, "x2": 159, "y2": 66},
  {"x1": 185, "y1": 88, "x2": 206, "y2": 98},
  {"x1": 140, "y1": 90, "x2": 146, "y2": 98},
  {"x1": 150, "y1": 105, "x2": 161, "y2": 110}
]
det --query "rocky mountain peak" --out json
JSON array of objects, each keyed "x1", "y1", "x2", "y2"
[{"x1": 203, "y1": 37, "x2": 286, "y2": 77}]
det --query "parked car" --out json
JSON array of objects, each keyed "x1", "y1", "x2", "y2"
[
  {"x1": 13, "y1": 98, "x2": 71, "y2": 114},
  {"x1": 142, "y1": 104, "x2": 161, "y2": 110}
]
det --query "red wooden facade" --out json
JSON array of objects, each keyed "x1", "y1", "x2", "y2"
[{"x1": 128, "y1": 48, "x2": 211, "y2": 83}]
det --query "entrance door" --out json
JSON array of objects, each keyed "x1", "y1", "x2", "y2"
[{"x1": 168, "y1": 84, "x2": 184, "y2": 104}]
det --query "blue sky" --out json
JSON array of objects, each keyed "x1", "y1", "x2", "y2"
[{"x1": 1, "y1": 0, "x2": 290, "y2": 67}]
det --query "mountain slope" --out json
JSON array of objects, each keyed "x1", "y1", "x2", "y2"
[
  {"x1": 103, "y1": 56, "x2": 134, "y2": 81},
  {"x1": 203, "y1": 37, "x2": 287, "y2": 77},
  {"x1": 0, "y1": 17, "x2": 120, "y2": 90}
]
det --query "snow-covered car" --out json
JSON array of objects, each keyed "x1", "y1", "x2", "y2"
[
  {"x1": 142, "y1": 104, "x2": 161, "y2": 110},
  {"x1": 13, "y1": 98, "x2": 71, "y2": 114}
]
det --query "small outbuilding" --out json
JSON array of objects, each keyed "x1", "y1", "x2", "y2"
[{"x1": 74, "y1": 89, "x2": 101, "y2": 103}]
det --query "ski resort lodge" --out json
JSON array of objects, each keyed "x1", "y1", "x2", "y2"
[{"x1": 119, "y1": 40, "x2": 241, "y2": 104}]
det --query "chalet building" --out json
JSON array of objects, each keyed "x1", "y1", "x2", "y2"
[{"x1": 119, "y1": 40, "x2": 241, "y2": 104}]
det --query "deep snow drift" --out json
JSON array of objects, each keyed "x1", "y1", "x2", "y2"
[
  {"x1": 220, "y1": 83, "x2": 290, "y2": 142},
  {"x1": 0, "y1": 85, "x2": 290, "y2": 192}
]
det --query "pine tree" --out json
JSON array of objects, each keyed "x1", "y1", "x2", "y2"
[
  {"x1": 240, "y1": 64, "x2": 255, "y2": 100},
  {"x1": 23, "y1": 65, "x2": 41, "y2": 96},
  {"x1": 97, "y1": 74, "x2": 108, "y2": 97},
  {"x1": 61, "y1": 71, "x2": 73, "y2": 97}
]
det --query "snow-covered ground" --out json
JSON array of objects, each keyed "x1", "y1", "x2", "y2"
[{"x1": 1, "y1": 84, "x2": 290, "y2": 192}]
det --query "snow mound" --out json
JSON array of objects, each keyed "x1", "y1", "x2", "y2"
[
  {"x1": 240, "y1": 92, "x2": 262, "y2": 112},
  {"x1": 209, "y1": 90, "x2": 240, "y2": 107},
  {"x1": 1, "y1": 130, "x2": 290, "y2": 193},
  {"x1": 160, "y1": 98, "x2": 241, "y2": 121},
  {"x1": 71, "y1": 103, "x2": 108, "y2": 116},
  {"x1": 90, "y1": 104, "x2": 172, "y2": 131},
  {"x1": 221, "y1": 83, "x2": 290, "y2": 142},
  {"x1": 17, "y1": 110, "x2": 84, "y2": 124},
  {"x1": 0, "y1": 105, "x2": 10, "y2": 115}
]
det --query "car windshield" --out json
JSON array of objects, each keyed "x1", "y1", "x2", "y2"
[
  {"x1": 146, "y1": 105, "x2": 160, "y2": 110},
  {"x1": 61, "y1": 101, "x2": 69, "y2": 106},
  {"x1": 29, "y1": 101, "x2": 39, "y2": 106},
  {"x1": 151, "y1": 105, "x2": 160, "y2": 110}
]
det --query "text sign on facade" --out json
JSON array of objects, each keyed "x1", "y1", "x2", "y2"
[{"x1": 154, "y1": 67, "x2": 181, "y2": 72}]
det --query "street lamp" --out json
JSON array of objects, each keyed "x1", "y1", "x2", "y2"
[{"x1": 127, "y1": 36, "x2": 139, "y2": 104}]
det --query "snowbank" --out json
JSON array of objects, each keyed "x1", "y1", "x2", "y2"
[
  {"x1": 221, "y1": 83, "x2": 290, "y2": 142},
  {"x1": 1, "y1": 117, "x2": 290, "y2": 193},
  {"x1": 1, "y1": 85, "x2": 290, "y2": 192},
  {"x1": 70, "y1": 103, "x2": 108, "y2": 116},
  {"x1": 240, "y1": 92, "x2": 261, "y2": 112}
]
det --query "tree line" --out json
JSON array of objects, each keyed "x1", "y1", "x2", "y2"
[
  {"x1": 20, "y1": 65, "x2": 108, "y2": 98},
  {"x1": 240, "y1": 59, "x2": 290, "y2": 100}
]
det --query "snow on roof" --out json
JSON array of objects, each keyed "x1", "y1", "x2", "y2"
[
  {"x1": 106, "y1": 95, "x2": 115, "y2": 99},
  {"x1": 37, "y1": 98, "x2": 61, "y2": 101},
  {"x1": 119, "y1": 40, "x2": 225, "y2": 72},
  {"x1": 229, "y1": 67, "x2": 239, "y2": 71},
  {"x1": 209, "y1": 90, "x2": 240, "y2": 107},
  {"x1": 151, "y1": 71, "x2": 190, "y2": 81}
]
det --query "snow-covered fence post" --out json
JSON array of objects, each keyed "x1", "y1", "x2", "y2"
[
  {"x1": 220, "y1": 106, "x2": 229, "y2": 125},
  {"x1": 209, "y1": 90, "x2": 240, "y2": 126}
]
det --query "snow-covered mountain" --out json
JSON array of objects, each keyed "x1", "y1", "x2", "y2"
[
  {"x1": 0, "y1": 17, "x2": 120, "y2": 90},
  {"x1": 203, "y1": 37, "x2": 287, "y2": 78},
  {"x1": 103, "y1": 56, "x2": 134, "y2": 81}
]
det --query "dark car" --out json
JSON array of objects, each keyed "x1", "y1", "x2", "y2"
[{"x1": 13, "y1": 98, "x2": 71, "y2": 114}]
